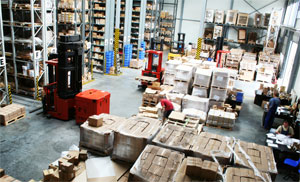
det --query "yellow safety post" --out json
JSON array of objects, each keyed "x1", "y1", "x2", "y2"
[
  {"x1": 195, "y1": 37, "x2": 202, "y2": 60},
  {"x1": 8, "y1": 85, "x2": 12, "y2": 104}
]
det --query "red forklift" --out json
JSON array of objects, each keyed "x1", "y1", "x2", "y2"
[{"x1": 136, "y1": 50, "x2": 165, "y2": 87}]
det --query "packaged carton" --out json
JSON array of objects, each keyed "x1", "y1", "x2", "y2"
[
  {"x1": 191, "y1": 132, "x2": 234, "y2": 165},
  {"x1": 113, "y1": 116, "x2": 161, "y2": 163},
  {"x1": 211, "y1": 68, "x2": 229, "y2": 88},
  {"x1": 182, "y1": 95, "x2": 209, "y2": 113},
  {"x1": 182, "y1": 108, "x2": 207, "y2": 123},
  {"x1": 193, "y1": 68, "x2": 212, "y2": 87},
  {"x1": 163, "y1": 73, "x2": 176, "y2": 86},
  {"x1": 209, "y1": 87, "x2": 227, "y2": 101},
  {"x1": 192, "y1": 86, "x2": 209, "y2": 98},
  {"x1": 224, "y1": 167, "x2": 272, "y2": 182},
  {"x1": 88, "y1": 115, "x2": 103, "y2": 127},
  {"x1": 233, "y1": 141, "x2": 277, "y2": 180},
  {"x1": 152, "y1": 124, "x2": 199, "y2": 153},
  {"x1": 173, "y1": 80, "x2": 191, "y2": 94},
  {"x1": 165, "y1": 60, "x2": 182, "y2": 74},
  {"x1": 129, "y1": 145, "x2": 185, "y2": 181},
  {"x1": 80, "y1": 114, "x2": 126, "y2": 155},
  {"x1": 166, "y1": 93, "x2": 184, "y2": 105},
  {"x1": 206, "y1": 109, "x2": 236, "y2": 128},
  {"x1": 175, "y1": 65, "x2": 193, "y2": 82}
]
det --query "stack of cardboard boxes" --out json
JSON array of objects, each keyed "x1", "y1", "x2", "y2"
[
  {"x1": 142, "y1": 88, "x2": 160, "y2": 107},
  {"x1": 0, "y1": 104, "x2": 26, "y2": 126},
  {"x1": 206, "y1": 108, "x2": 236, "y2": 129},
  {"x1": 224, "y1": 167, "x2": 272, "y2": 182},
  {"x1": 192, "y1": 68, "x2": 212, "y2": 98},
  {"x1": 129, "y1": 59, "x2": 144, "y2": 69},
  {"x1": 164, "y1": 60, "x2": 182, "y2": 86},
  {"x1": 257, "y1": 52, "x2": 280, "y2": 83},
  {"x1": 210, "y1": 68, "x2": 229, "y2": 105},
  {"x1": 225, "y1": 49, "x2": 244, "y2": 70},
  {"x1": 173, "y1": 65, "x2": 194, "y2": 94},
  {"x1": 239, "y1": 52, "x2": 257, "y2": 81}
]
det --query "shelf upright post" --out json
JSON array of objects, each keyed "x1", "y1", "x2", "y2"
[
  {"x1": 30, "y1": 0, "x2": 38, "y2": 99},
  {"x1": 138, "y1": 0, "x2": 147, "y2": 58},
  {"x1": 41, "y1": 0, "x2": 47, "y2": 86},
  {"x1": 114, "y1": 0, "x2": 121, "y2": 74},
  {"x1": 9, "y1": 0, "x2": 18, "y2": 93},
  {"x1": 104, "y1": 0, "x2": 111, "y2": 72},
  {"x1": 0, "y1": 1, "x2": 9, "y2": 105},
  {"x1": 81, "y1": 0, "x2": 86, "y2": 75},
  {"x1": 123, "y1": 0, "x2": 132, "y2": 65}
]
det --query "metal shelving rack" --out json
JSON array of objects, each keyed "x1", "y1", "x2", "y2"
[
  {"x1": 130, "y1": 0, "x2": 144, "y2": 59},
  {"x1": 0, "y1": 1, "x2": 9, "y2": 105},
  {"x1": 160, "y1": 0, "x2": 178, "y2": 50},
  {"x1": 89, "y1": 0, "x2": 115, "y2": 74},
  {"x1": 144, "y1": 0, "x2": 159, "y2": 50},
  {"x1": 122, "y1": 0, "x2": 133, "y2": 66},
  {"x1": 2, "y1": 0, "x2": 56, "y2": 99}
]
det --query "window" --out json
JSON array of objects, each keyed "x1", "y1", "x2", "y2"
[
  {"x1": 283, "y1": 0, "x2": 300, "y2": 27},
  {"x1": 282, "y1": 41, "x2": 298, "y2": 88}
]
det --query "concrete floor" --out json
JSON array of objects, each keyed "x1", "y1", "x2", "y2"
[{"x1": 0, "y1": 68, "x2": 294, "y2": 181}]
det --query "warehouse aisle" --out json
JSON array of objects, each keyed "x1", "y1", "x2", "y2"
[{"x1": 0, "y1": 68, "x2": 282, "y2": 181}]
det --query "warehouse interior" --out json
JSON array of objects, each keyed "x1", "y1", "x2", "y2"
[{"x1": 0, "y1": 0, "x2": 300, "y2": 181}]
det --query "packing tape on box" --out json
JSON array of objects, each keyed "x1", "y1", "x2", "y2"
[{"x1": 233, "y1": 139, "x2": 270, "y2": 182}]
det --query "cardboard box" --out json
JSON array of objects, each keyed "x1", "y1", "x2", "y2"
[
  {"x1": 88, "y1": 115, "x2": 103, "y2": 127},
  {"x1": 59, "y1": 170, "x2": 75, "y2": 181},
  {"x1": 175, "y1": 65, "x2": 194, "y2": 82},
  {"x1": 182, "y1": 108, "x2": 207, "y2": 123},
  {"x1": 129, "y1": 145, "x2": 185, "y2": 181},
  {"x1": 152, "y1": 124, "x2": 199, "y2": 153},
  {"x1": 193, "y1": 68, "x2": 212, "y2": 87},
  {"x1": 165, "y1": 60, "x2": 182, "y2": 74},
  {"x1": 206, "y1": 109, "x2": 236, "y2": 128},
  {"x1": 166, "y1": 93, "x2": 184, "y2": 105},
  {"x1": 224, "y1": 167, "x2": 272, "y2": 182},
  {"x1": 214, "y1": 10, "x2": 224, "y2": 24},
  {"x1": 163, "y1": 73, "x2": 176, "y2": 86},
  {"x1": 211, "y1": 68, "x2": 229, "y2": 88},
  {"x1": 0, "y1": 168, "x2": 4, "y2": 177},
  {"x1": 173, "y1": 80, "x2": 192, "y2": 94},
  {"x1": 182, "y1": 95, "x2": 209, "y2": 112},
  {"x1": 186, "y1": 157, "x2": 222, "y2": 181},
  {"x1": 0, "y1": 104, "x2": 26, "y2": 125},
  {"x1": 168, "y1": 111, "x2": 186, "y2": 122},
  {"x1": 191, "y1": 132, "x2": 233, "y2": 165},
  {"x1": 130, "y1": 59, "x2": 144, "y2": 69},
  {"x1": 80, "y1": 114, "x2": 126, "y2": 155},
  {"x1": 79, "y1": 150, "x2": 88, "y2": 161},
  {"x1": 60, "y1": 161, "x2": 74, "y2": 173},
  {"x1": 112, "y1": 116, "x2": 161, "y2": 163},
  {"x1": 233, "y1": 141, "x2": 277, "y2": 180},
  {"x1": 205, "y1": 9, "x2": 214, "y2": 23},
  {"x1": 225, "y1": 10, "x2": 238, "y2": 25},
  {"x1": 209, "y1": 87, "x2": 227, "y2": 102},
  {"x1": 43, "y1": 169, "x2": 54, "y2": 181}
]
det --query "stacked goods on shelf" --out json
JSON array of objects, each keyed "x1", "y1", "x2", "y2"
[
  {"x1": 164, "y1": 60, "x2": 182, "y2": 86},
  {"x1": 129, "y1": 145, "x2": 185, "y2": 181},
  {"x1": 225, "y1": 49, "x2": 244, "y2": 70},
  {"x1": 112, "y1": 116, "x2": 161, "y2": 163},
  {"x1": 175, "y1": 157, "x2": 223, "y2": 181},
  {"x1": 237, "y1": 13, "x2": 249, "y2": 26},
  {"x1": 224, "y1": 167, "x2": 272, "y2": 182},
  {"x1": 200, "y1": 43, "x2": 213, "y2": 59},
  {"x1": 0, "y1": 104, "x2": 26, "y2": 126},
  {"x1": 238, "y1": 52, "x2": 257, "y2": 81},
  {"x1": 225, "y1": 10, "x2": 238, "y2": 25},
  {"x1": 192, "y1": 67, "x2": 212, "y2": 98},
  {"x1": 91, "y1": 0, "x2": 106, "y2": 73},
  {"x1": 214, "y1": 10, "x2": 224, "y2": 24},
  {"x1": 191, "y1": 132, "x2": 234, "y2": 165},
  {"x1": 210, "y1": 68, "x2": 229, "y2": 105},
  {"x1": 233, "y1": 141, "x2": 278, "y2": 180},
  {"x1": 206, "y1": 108, "x2": 236, "y2": 129},
  {"x1": 213, "y1": 25, "x2": 223, "y2": 39},
  {"x1": 131, "y1": 2, "x2": 141, "y2": 59},
  {"x1": 129, "y1": 59, "x2": 144, "y2": 69},
  {"x1": 256, "y1": 51, "x2": 280, "y2": 83},
  {"x1": 173, "y1": 65, "x2": 194, "y2": 94},
  {"x1": 205, "y1": 10, "x2": 214, "y2": 23},
  {"x1": 79, "y1": 114, "x2": 126, "y2": 154},
  {"x1": 152, "y1": 124, "x2": 199, "y2": 152}
]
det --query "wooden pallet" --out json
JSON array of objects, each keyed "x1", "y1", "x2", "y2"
[
  {"x1": 79, "y1": 144, "x2": 112, "y2": 156},
  {"x1": 238, "y1": 78, "x2": 252, "y2": 82},
  {"x1": 1, "y1": 113, "x2": 26, "y2": 126},
  {"x1": 205, "y1": 123, "x2": 233, "y2": 131},
  {"x1": 129, "y1": 66, "x2": 142, "y2": 69},
  {"x1": 256, "y1": 80, "x2": 271, "y2": 83}
]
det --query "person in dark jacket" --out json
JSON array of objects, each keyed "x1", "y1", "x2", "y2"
[{"x1": 264, "y1": 92, "x2": 281, "y2": 130}]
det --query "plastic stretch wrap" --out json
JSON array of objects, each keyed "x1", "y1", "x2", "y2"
[
  {"x1": 209, "y1": 100, "x2": 224, "y2": 108},
  {"x1": 233, "y1": 140, "x2": 278, "y2": 180},
  {"x1": 212, "y1": 68, "x2": 230, "y2": 88},
  {"x1": 79, "y1": 114, "x2": 126, "y2": 155},
  {"x1": 129, "y1": 145, "x2": 185, "y2": 182},
  {"x1": 182, "y1": 95, "x2": 209, "y2": 113},
  {"x1": 193, "y1": 68, "x2": 212, "y2": 87},
  {"x1": 175, "y1": 65, "x2": 193, "y2": 82},
  {"x1": 206, "y1": 109, "x2": 236, "y2": 128},
  {"x1": 173, "y1": 81, "x2": 191, "y2": 94},
  {"x1": 182, "y1": 108, "x2": 207, "y2": 123},
  {"x1": 165, "y1": 60, "x2": 182, "y2": 74},
  {"x1": 210, "y1": 87, "x2": 227, "y2": 101},
  {"x1": 166, "y1": 93, "x2": 184, "y2": 105},
  {"x1": 164, "y1": 73, "x2": 176, "y2": 86},
  {"x1": 112, "y1": 116, "x2": 162, "y2": 163},
  {"x1": 202, "y1": 61, "x2": 217, "y2": 69},
  {"x1": 152, "y1": 124, "x2": 199, "y2": 153},
  {"x1": 191, "y1": 132, "x2": 234, "y2": 165},
  {"x1": 224, "y1": 167, "x2": 272, "y2": 182},
  {"x1": 192, "y1": 86, "x2": 209, "y2": 98},
  {"x1": 240, "y1": 60, "x2": 257, "y2": 70}
]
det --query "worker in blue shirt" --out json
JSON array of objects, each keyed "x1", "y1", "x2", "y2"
[{"x1": 264, "y1": 92, "x2": 281, "y2": 130}]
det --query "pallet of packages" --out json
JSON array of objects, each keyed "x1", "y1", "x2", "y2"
[{"x1": 0, "y1": 104, "x2": 26, "y2": 126}]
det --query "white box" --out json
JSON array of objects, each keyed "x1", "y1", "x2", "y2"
[
  {"x1": 175, "y1": 65, "x2": 193, "y2": 82},
  {"x1": 193, "y1": 68, "x2": 212, "y2": 87},
  {"x1": 192, "y1": 86, "x2": 208, "y2": 98},
  {"x1": 182, "y1": 95, "x2": 209, "y2": 113},
  {"x1": 210, "y1": 87, "x2": 227, "y2": 101}
]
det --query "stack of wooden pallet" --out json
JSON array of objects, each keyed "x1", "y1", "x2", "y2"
[
  {"x1": 238, "y1": 52, "x2": 257, "y2": 82},
  {"x1": 225, "y1": 49, "x2": 244, "y2": 70}
]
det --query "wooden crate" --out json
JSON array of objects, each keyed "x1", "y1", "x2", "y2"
[
  {"x1": 213, "y1": 25, "x2": 223, "y2": 39},
  {"x1": 248, "y1": 32, "x2": 257, "y2": 44},
  {"x1": 225, "y1": 10, "x2": 238, "y2": 25},
  {"x1": 254, "y1": 13, "x2": 263, "y2": 27},
  {"x1": 205, "y1": 9, "x2": 214, "y2": 23},
  {"x1": 238, "y1": 29, "x2": 246, "y2": 43},
  {"x1": 214, "y1": 10, "x2": 224, "y2": 24},
  {"x1": 238, "y1": 70, "x2": 255, "y2": 82},
  {"x1": 204, "y1": 28, "x2": 214, "y2": 39},
  {"x1": 237, "y1": 13, "x2": 249, "y2": 26}
]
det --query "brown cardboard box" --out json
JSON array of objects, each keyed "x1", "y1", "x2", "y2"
[
  {"x1": 0, "y1": 103, "x2": 25, "y2": 125},
  {"x1": 80, "y1": 114, "x2": 126, "y2": 155},
  {"x1": 60, "y1": 161, "x2": 74, "y2": 173},
  {"x1": 191, "y1": 132, "x2": 233, "y2": 165},
  {"x1": 129, "y1": 145, "x2": 185, "y2": 181},
  {"x1": 233, "y1": 141, "x2": 277, "y2": 180},
  {"x1": 43, "y1": 169, "x2": 54, "y2": 182},
  {"x1": 88, "y1": 115, "x2": 103, "y2": 127},
  {"x1": 0, "y1": 168, "x2": 4, "y2": 177},
  {"x1": 152, "y1": 124, "x2": 199, "y2": 153},
  {"x1": 224, "y1": 167, "x2": 272, "y2": 182},
  {"x1": 0, "y1": 175, "x2": 20, "y2": 182},
  {"x1": 112, "y1": 116, "x2": 161, "y2": 163},
  {"x1": 168, "y1": 111, "x2": 186, "y2": 122},
  {"x1": 79, "y1": 150, "x2": 88, "y2": 161},
  {"x1": 186, "y1": 157, "x2": 222, "y2": 181},
  {"x1": 59, "y1": 170, "x2": 75, "y2": 181}
]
